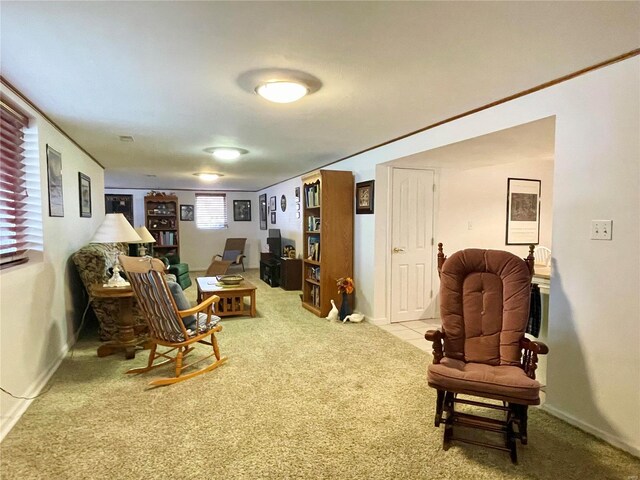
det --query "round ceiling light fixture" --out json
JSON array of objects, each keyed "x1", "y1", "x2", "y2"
[
  {"x1": 193, "y1": 172, "x2": 223, "y2": 181},
  {"x1": 204, "y1": 147, "x2": 249, "y2": 161},
  {"x1": 255, "y1": 81, "x2": 310, "y2": 104}
]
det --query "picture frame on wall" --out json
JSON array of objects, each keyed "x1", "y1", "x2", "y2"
[
  {"x1": 105, "y1": 194, "x2": 134, "y2": 225},
  {"x1": 180, "y1": 204, "x2": 194, "y2": 221},
  {"x1": 355, "y1": 180, "x2": 375, "y2": 214},
  {"x1": 78, "y1": 173, "x2": 91, "y2": 218},
  {"x1": 259, "y1": 194, "x2": 267, "y2": 230},
  {"x1": 46, "y1": 145, "x2": 64, "y2": 217},
  {"x1": 270, "y1": 211, "x2": 276, "y2": 224},
  {"x1": 233, "y1": 200, "x2": 251, "y2": 221},
  {"x1": 506, "y1": 178, "x2": 541, "y2": 245},
  {"x1": 269, "y1": 196, "x2": 276, "y2": 211}
]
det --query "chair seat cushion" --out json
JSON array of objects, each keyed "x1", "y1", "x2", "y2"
[
  {"x1": 428, "y1": 357, "x2": 541, "y2": 404},
  {"x1": 184, "y1": 312, "x2": 221, "y2": 338},
  {"x1": 169, "y1": 262, "x2": 189, "y2": 276}
]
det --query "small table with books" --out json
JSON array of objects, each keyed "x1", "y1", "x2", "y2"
[{"x1": 196, "y1": 277, "x2": 257, "y2": 317}]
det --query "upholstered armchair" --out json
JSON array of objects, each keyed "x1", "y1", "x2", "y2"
[
  {"x1": 72, "y1": 243, "x2": 147, "y2": 341},
  {"x1": 424, "y1": 244, "x2": 548, "y2": 463},
  {"x1": 159, "y1": 253, "x2": 192, "y2": 290}
]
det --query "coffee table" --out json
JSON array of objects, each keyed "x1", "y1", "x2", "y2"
[{"x1": 196, "y1": 277, "x2": 257, "y2": 317}]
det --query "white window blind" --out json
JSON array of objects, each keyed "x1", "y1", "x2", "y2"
[
  {"x1": 0, "y1": 97, "x2": 42, "y2": 268},
  {"x1": 195, "y1": 193, "x2": 227, "y2": 229}
]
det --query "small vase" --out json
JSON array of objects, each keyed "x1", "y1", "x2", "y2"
[{"x1": 339, "y1": 292, "x2": 351, "y2": 321}]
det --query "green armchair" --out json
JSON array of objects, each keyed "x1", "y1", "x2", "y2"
[{"x1": 160, "y1": 253, "x2": 192, "y2": 290}]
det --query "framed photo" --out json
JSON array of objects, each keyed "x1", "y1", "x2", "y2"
[
  {"x1": 270, "y1": 211, "x2": 276, "y2": 224},
  {"x1": 355, "y1": 180, "x2": 375, "y2": 214},
  {"x1": 46, "y1": 145, "x2": 64, "y2": 217},
  {"x1": 269, "y1": 196, "x2": 276, "y2": 211},
  {"x1": 506, "y1": 178, "x2": 541, "y2": 245},
  {"x1": 105, "y1": 194, "x2": 133, "y2": 225},
  {"x1": 78, "y1": 173, "x2": 91, "y2": 218},
  {"x1": 233, "y1": 200, "x2": 251, "y2": 221},
  {"x1": 259, "y1": 194, "x2": 267, "y2": 230},
  {"x1": 180, "y1": 204, "x2": 194, "y2": 221}
]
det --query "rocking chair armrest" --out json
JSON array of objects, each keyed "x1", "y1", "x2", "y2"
[
  {"x1": 425, "y1": 329, "x2": 445, "y2": 364},
  {"x1": 178, "y1": 294, "x2": 220, "y2": 317},
  {"x1": 520, "y1": 337, "x2": 549, "y2": 355},
  {"x1": 520, "y1": 337, "x2": 549, "y2": 379}
]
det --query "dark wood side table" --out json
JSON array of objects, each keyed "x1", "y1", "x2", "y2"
[
  {"x1": 90, "y1": 283, "x2": 149, "y2": 360},
  {"x1": 279, "y1": 258, "x2": 302, "y2": 290}
]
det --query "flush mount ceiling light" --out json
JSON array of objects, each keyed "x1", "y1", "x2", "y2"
[
  {"x1": 255, "y1": 81, "x2": 309, "y2": 104},
  {"x1": 193, "y1": 172, "x2": 223, "y2": 181},
  {"x1": 203, "y1": 147, "x2": 249, "y2": 161}
]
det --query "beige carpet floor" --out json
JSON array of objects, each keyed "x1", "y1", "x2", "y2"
[{"x1": 1, "y1": 269, "x2": 638, "y2": 479}]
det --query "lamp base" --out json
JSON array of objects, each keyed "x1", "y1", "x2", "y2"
[{"x1": 105, "y1": 264, "x2": 130, "y2": 288}]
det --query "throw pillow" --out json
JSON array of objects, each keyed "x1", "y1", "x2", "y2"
[{"x1": 167, "y1": 280, "x2": 196, "y2": 330}]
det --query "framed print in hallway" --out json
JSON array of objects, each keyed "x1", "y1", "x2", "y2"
[
  {"x1": 269, "y1": 196, "x2": 276, "y2": 211},
  {"x1": 270, "y1": 211, "x2": 276, "y2": 224},
  {"x1": 506, "y1": 178, "x2": 541, "y2": 245},
  {"x1": 78, "y1": 173, "x2": 91, "y2": 218},
  {"x1": 180, "y1": 204, "x2": 194, "y2": 221},
  {"x1": 233, "y1": 200, "x2": 251, "y2": 221},
  {"x1": 46, "y1": 145, "x2": 64, "y2": 217},
  {"x1": 355, "y1": 180, "x2": 374, "y2": 214},
  {"x1": 259, "y1": 194, "x2": 267, "y2": 230}
]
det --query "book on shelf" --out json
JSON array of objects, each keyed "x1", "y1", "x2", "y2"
[
  {"x1": 306, "y1": 215, "x2": 321, "y2": 231},
  {"x1": 307, "y1": 266, "x2": 320, "y2": 281},
  {"x1": 307, "y1": 235, "x2": 320, "y2": 261},
  {"x1": 305, "y1": 182, "x2": 320, "y2": 208}
]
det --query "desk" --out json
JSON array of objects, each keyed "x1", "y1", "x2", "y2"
[
  {"x1": 197, "y1": 277, "x2": 257, "y2": 317},
  {"x1": 90, "y1": 284, "x2": 148, "y2": 359}
]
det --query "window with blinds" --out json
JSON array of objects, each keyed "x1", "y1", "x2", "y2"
[
  {"x1": 0, "y1": 97, "x2": 42, "y2": 268},
  {"x1": 195, "y1": 193, "x2": 227, "y2": 229}
]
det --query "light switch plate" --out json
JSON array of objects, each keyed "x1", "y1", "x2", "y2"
[{"x1": 590, "y1": 220, "x2": 612, "y2": 240}]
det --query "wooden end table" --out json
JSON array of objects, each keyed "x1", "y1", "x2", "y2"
[
  {"x1": 197, "y1": 277, "x2": 257, "y2": 317},
  {"x1": 90, "y1": 283, "x2": 149, "y2": 359}
]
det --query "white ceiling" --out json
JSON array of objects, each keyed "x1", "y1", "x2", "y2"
[{"x1": 2, "y1": 2, "x2": 638, "y2": 191}]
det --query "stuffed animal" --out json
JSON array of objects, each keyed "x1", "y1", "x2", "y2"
[
  {"x1": 326, "y1": 299, "x2": 339, "y2": 321},
  {"x1": 343, "y1": 312, "x2": 365, "y2": 323}
]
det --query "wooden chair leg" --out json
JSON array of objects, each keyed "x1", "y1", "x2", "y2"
[
  {"x1": 175, "y1": 349, "x2": 183, "y2": 378},
  {"x1": 435, "y1": 389, "x2": 445, "y2": 427}
]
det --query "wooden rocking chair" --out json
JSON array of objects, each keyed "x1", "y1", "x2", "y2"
[{"x1": 119, "y1": 255, "x2": 227, "y2": 386}]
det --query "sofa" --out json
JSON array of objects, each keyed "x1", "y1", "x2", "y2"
[
  {"x1": 72, "y1": 242, "x2": 147, "y2": 341},
  {"x1": 160, "y1": 253, "x2": 192, "y2": 290}
]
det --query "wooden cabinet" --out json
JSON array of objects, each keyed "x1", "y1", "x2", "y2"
[
  {"x1": 144, "y1": 195, "x2": 180, "y2": 258},
  {"x1": 301, "y1": 170, "x2": 354, "y2": 317},
  {"x1": 280, "y1": 258, "x2": 302, "y2": 290}
]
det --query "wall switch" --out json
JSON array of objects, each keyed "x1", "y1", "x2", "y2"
[
  {"x1": 467, "y1": 221, "x2": 473, "y2": 230},
  {"x1": 590, "y1": 220, "x2": 613, "y2": 240}
]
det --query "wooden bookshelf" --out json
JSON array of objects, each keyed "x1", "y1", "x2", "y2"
[
  {"x1": 144, "y1": 194, "x2": 180, "y2": 258},
  {"x1": 301, "y1": 170, "x2": 354, "y2": 317}
]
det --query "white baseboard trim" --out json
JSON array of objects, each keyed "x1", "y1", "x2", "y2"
[
  {"x1": 542, "y1": 404, "x2": 639, "y2": 458},
  {"x1": 0, "y1": 342, "x2": 70, "y2": 442},
  {"x1": 366, "y1": 317, "x2": 389, "y2": 326}
]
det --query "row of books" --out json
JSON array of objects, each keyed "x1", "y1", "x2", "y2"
[
  {"x1": 307, "y1": 235, "x2": 320, "y2": 261},
  {"x1": 307, "y1": 266, "x2": 320, "y2": 282},
  {"x1": 153, "y1": 231, "x2": 178, "y2": 246},
  {"x1": 306, "y1": 215, "x2": 321, "y2": 232},
  {"x1": 310, "y1": 285, "x2": 321, "y2": 308},
  {"x1": 305, "y1": 182, "x2": 320, "y2": 207}
]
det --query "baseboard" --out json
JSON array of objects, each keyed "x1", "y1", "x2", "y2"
[
  {"x1": 366, "y1": 317, "x2": 388, "y2": 326},
  {"x1": 542, "y1": 404, "x2": 640, "y2": 458},
  {"x1": 0, "y1": 342, "x2": 70, "y2": 442}
]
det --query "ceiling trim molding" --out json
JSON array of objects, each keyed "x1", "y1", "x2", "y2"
[
  {"x1": 261, "y1": 48, "x2": 640, "y2": 191},
  {"x1": 104, "y1": 186, "x2": 259, "y2": 193},
  {"x1": 0, "y1": 75, "x2": 105, "y2": 170}
]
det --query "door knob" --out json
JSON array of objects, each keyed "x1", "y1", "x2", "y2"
[{"x1": 393, "y1": 247, "x2": 405, "y2": 253}]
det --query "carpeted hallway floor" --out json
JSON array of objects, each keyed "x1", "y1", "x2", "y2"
[{"x1": 1, "y1": 269, "x2": 638, "y2": 479}]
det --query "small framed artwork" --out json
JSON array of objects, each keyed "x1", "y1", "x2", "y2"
[
  {"x1": 356, "y1": 180, "x2": 375, "y2": 214},
  {"x1": 295, "y1": 186, "x2": 300, "y2": 199},
  {"x1": 280, "y1": 195, "x2": 287, "y2": 212},
  {"x1": 259, "y1": 194, "x2": 267, "y2": 230},
  {"x1": 46, "y1": 145, "x2": 64, "y2": 217},
  {"x1": 180, "y1": 204, "x2": 195, "y2": 221},
  {"x1": 105, "y1": 194, "x2": 133, "y2": 225},
  {"x1": 269, "y1": 196, "x2": 276, "y2": 211},
  {"x1": 233, "y1": 200, "x2": 251, "y2": 221},
  {"x1": 270, "y1": 211, "x2": 276, "y2": 224},
  {"x1": 506, "y1": 178, "x2": 541, "y2": 245},
  {"x1": 78, "y1": 173, "x2": 91, "y2": 218}
]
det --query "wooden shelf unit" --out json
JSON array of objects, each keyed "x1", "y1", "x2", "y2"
[
  {"x1": 144, "y1": 194, "x2": 180, "y2": 258},
  {"x1": 301, "y1": 170, "x2": 354, "y2": 317}
]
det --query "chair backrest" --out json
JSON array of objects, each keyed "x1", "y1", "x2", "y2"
[
  {"x1": 533, "y1": 246, "x2": 551, "y2": 267},
  {"x1": 439, "y1": 248, "x2": 533, "y2": 367},
  {"x1": 224, "y1": 238, "x2": 246, "y2": 254},
  {"x1": 119, "y1": 255, "x2": 188, "y2": 343}
]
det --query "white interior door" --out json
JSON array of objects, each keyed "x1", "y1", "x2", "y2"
[{"x1": 390, "y1": 168, "x2": 435, "y2": 323}]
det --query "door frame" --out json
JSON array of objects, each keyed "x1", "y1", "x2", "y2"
[{"x1": 384, "y1": 165, "x2": 440, "y2": 323}]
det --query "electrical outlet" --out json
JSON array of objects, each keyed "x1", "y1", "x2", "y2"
[{"x1": 590, "y1": 220, "x2": 612, "y2": 240}]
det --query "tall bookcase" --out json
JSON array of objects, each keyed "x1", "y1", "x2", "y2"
[
  {"x1": 301, "y1": 170, "x2": 354, "y2": 317},
  {"x1": 144, "y1": 194, "x2": 180, "y2": 258}
]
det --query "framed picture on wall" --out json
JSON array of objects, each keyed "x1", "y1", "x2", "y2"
[
  {"x1": 269, "y1": 196, "x2": 276, "y2": 211},
  {"x1": 105, "y1": 194, "x2": 133, "y2": 226},
  {"x1": 259, "y1": 194, "x2": 267, "y2": 230},
  {"x1": 233, "y1": 200, "x2": 251, "y2": 221},
  {"x1": 355, "y1": 180, "x2": 374, "y2": 214},
  {"x1": 78, "y1": 173, "x2": 91, "y2": 218},
  {"x1": 270, "y1": 211, "x2": 276, "y2": 224},
  {"x1": 46, "y1": 145, "x2": 64, "y2": 217},
  {"x1": 506, "y1": 178, "x2": 541, "y2": 245},
  {"x1": 180, "y1": 204, "x2": 194, "y2": 221}
]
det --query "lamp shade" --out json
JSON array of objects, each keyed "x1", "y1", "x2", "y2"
[
  {"x1": 90, "y1": 213, "x2": 142, "y2": 243},
  {"x1": 133, "y1": 226, "x2": 156, "y2": 244}
]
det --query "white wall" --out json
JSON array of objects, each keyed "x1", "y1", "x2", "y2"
[
  {"x1": 0, "y1": 86, "x2": 105, "y2": 440},
  {"x1": 322, "y1": 57, "x2": 638, "y2": 455}
]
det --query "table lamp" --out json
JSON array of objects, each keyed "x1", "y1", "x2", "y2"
[
  {"x1": 90, "y1": 213, "x2": 142, "y2": 287},
  {"x1": 132, "y1": 226, "x2": 156, "y2": 256}
]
